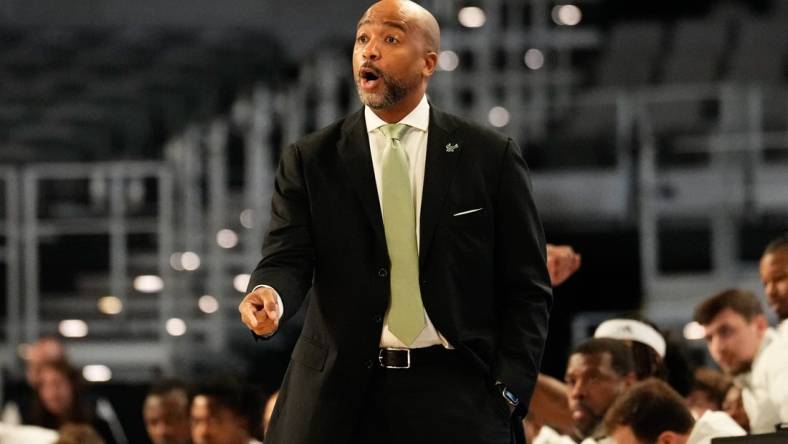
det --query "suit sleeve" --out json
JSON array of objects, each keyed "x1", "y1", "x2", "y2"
[
  {"x1": 492, "y1": 138, "x2": 553, "y2": 417},
  {"x1": 247, "y1": 143, "x2": 315, "y2": 323}
]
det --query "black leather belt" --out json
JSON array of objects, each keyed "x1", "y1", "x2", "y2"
[{"x1": 378, "y1": 345, "x2": 454, "y2": 369}]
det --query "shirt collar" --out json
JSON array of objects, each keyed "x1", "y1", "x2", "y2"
[{"x1": 364, "y1": 95, "x2": 430, "y2": 134}]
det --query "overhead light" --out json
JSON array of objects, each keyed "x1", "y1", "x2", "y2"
[
  {"x1": 524, "y1": 49, "x2": 545, "y2": 70},
  {"x1": 240, "y1": 209, "x2": 255, "y2": 229},
  {"x1": 134, "y1": 275, "x2": 164, "y2": 293},
  {"x1": 438, "y1": 50, "x2": 460, "y2": 71},
  {"x1": 217, "y1": 229, "x2": 239, "y2": 249},
  {"x1": 97, "y1": 296, "x2": 123, "y2": 315},
  {"x1": 181, "y1": 251, "x2": 201, "y2": 271},
  {"x1": 83, "y1": 365, "x2": 112, "y2": 382},
  {"x1": 552, "y1": 4, "x2": 582, "y2": 26},
  {"x1": 170, "y1": 253, "x2": 184, "y2": 271},
  {"x1": 683, "y1": 321, "x2": 706, "y2": 340},
  {"x1": 166, "y1": 318, "x2": 187, "y2": 336},
  {"x1": 488, "y1": 106, "x2": 511, "y2": 128},
  {"x1": 198, "y1": 295, "x2": 219, "y2": 314},
  {"x1": 233, "y1": 274, "x2": 251, "y2": 293},
  {"x1": 458, "y1": 6, "x2": 486, "y2": 28},
  {"x1": 59, "y1": 320, "x2": 88, "y2": 338}
]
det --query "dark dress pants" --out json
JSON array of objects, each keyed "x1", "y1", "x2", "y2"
[{"x1": 351, "y1": 346, "x2": 521, "y2": 444}]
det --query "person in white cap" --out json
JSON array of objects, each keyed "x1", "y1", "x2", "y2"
[
  {"x1": 532, "y1": 338, "x2": 637, "y2": 444},
  {"x1": 527, "y1": 317, "x2": 669, "y2": 442},
  {"x1": 593, "y1": 319, "x2": 668, "y2": 382}
]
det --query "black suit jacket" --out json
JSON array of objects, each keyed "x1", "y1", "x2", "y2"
[{"x1": 248, "y1": 105, "x2": 552, "y2": 444}]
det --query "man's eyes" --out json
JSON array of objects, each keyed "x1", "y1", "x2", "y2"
[{"x1": 355, "y1": 35, "x2": 400, "y2": 44}]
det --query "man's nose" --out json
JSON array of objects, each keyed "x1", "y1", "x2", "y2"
[
  {"x1": 710, "y1": 337, "x2": 724, "y2": 355},
  {"x1": 363, "y1": 40, "x2": 380, "y2": 60},
  {"x1": 568, "y1": 381, "x2": 585, "y2": 399}
]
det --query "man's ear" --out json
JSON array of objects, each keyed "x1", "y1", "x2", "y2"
[
  {"x1": 657, "y1": 430, "x2": 689, "y2": 444},
  {"x1": 423, "y1": 51, "x2": 438, "y2": 77}
]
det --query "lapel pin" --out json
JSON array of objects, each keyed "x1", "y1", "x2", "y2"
[{"x1": 445, "y1": 143, "x2": 459, "y2": 153}]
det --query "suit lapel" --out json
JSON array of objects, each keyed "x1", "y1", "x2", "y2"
[
  {"x1": 337, "y1": 109, "x2": 387, "y2": 250},
  {"x1": 419, "y1": 106, "x2": 460, "y2": 268}
]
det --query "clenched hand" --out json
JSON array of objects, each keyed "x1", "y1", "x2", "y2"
[{"x1": 239, "y1": 286, "x2": 281, "y2": 336}]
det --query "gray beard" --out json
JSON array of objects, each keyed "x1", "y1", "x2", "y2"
[{"x1": 356, "y1": 71, "x2": 418, "y2": 110}]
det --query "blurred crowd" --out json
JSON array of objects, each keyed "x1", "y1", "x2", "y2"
[
  {"x1": 0, "y1": 234, "x2": 785, "y2": 444},
  {"x1": 527, "y1": 234, "x2": 788, "y2": 444},
  {"x1": 0, "y1": 334, "x2": 273, "y2": 444}
]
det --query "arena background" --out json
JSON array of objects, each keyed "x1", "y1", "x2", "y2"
[{"x1": 1, "y1": 0, "x2": 787, "y2": 441}]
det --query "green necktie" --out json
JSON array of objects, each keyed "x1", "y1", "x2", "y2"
[{"x1": 380, "y1": 123, "x2": 426, "y2": 346}]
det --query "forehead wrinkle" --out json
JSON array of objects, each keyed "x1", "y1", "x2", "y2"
[{"x1": 357, "y1": 18, "x2": 409, "y2": 33}]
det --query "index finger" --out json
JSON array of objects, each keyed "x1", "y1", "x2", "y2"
[{"x1": 241, "y1": 301, "x2": 261, "y2": 327}]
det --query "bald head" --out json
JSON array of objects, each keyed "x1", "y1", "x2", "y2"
[{"x1": 359, "y1": 0, "x2": 440, "y2": 53}]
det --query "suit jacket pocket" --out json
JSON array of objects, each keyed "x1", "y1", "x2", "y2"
[
  {"x1": 451, "y1": 207, "x2": 487, "y2": 227},
  {"x1": 291, "y1": 336, "x2": 328, "y2": 371}
]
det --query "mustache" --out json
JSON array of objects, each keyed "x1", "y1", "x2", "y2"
[{"x1": 359, "y1": 63, "x2": 385, "y2": 79}]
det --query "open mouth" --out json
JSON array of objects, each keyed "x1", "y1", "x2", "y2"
[{"x1": 359, "y1": 66, "x2": 382, "y2": 90}]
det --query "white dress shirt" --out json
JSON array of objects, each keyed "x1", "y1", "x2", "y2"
[
  {"x1": 742, "y1": 327, "x2": 788, "y2": 433},
  {"x1": 778, "y1": 318, "x2": 788, "y2": 337},
  {"x1": 532, "y1": 425, "x2": 578, "y2": 444},
  {"x1": 685, "y1": 411, "x2": 745, "y2": 444},
  {"x1": 364, "y1": 95, "x2": 451, "y2": 349},
  {"x1": 0, "y1": 424, "x2": 58, "y2": 444},
  {"x1": 258, "y1": 95, "x2": 449, "y2": 349}
]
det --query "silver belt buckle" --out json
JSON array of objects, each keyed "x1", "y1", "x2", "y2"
[{"x1": 378, "y1": 347, "x2": 411, "y2": 369}]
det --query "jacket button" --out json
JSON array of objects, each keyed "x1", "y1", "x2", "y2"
[
  {"x1": 378, "y1": 268, "x2": 388, "y2": 277},
  {"x1": 365, "y1": 359, "x2": 374, "y2": 369},
  {"x1": 374, "y1": 315, "x2": 383, "y2": 324}
]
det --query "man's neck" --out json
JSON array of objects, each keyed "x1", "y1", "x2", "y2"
[{"x1": 369, "y1": 90, "x2": 426, "y2": 123}]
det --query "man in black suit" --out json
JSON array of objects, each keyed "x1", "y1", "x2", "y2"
[{"x1": 238, "y1": 1, "x2": 552, "y2": 443}]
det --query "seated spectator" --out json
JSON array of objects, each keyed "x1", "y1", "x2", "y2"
[
  {"x1": 27, "y1": 361, "x2": 117, "y2": 444},
  {"x1": 759, "y1": 234, "x2": 788, "y2": 335},
  {"x1": 605, "y1": 379, "x2": 744, "y2": 444},
  {"x1": 143, "y1": 380, "x2": 192, "y2": 444},
  {"x1": 593, "y1": 318, "x2": 668, "y2": 382},
  {"x1": 694, "y1": 289, "x2": 771, "y2": 379},
  {"x1": 721, "y1": 385, "x2": 749, "y2": 433},
  {"x1": 756, "y1": 238, "x2": 788, "y2": 432},
  {"x1": 693, "y1": 288, "x2": 785, "y2": 433},
  {"x1": 56, "y1": 423, "x2": 105, "y2": 444},
  {"x1": 532, "y1": 337, "x2": 636, "y2": 444},
  {"x1": 191, "y1": 379, "x2": 261, "y2": 444},
  {"x1": 528, "y1": 318, "x2": 669, "y2": 437},
  {"x1": 685, "y1": 368, "x2": 731, "y2": 419},
  {"x1": 3, "y1": 336, "x2": 67, "y2": 424}
]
